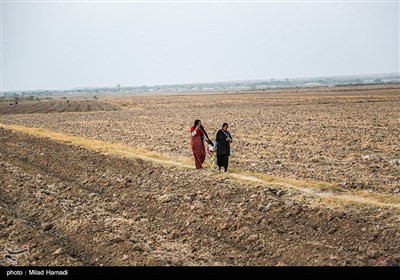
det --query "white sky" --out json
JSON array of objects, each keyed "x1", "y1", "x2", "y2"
[{"x1": 1, "y1": 0, "x2": 399, "y2": 91}]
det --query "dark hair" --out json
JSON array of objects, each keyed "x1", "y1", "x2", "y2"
[
  {"x1": 194, "y1": 119, "x2": 201, "y2": 127},
  {"x1": 222, "y1": 123, "x2": 228, "y2": 128}
]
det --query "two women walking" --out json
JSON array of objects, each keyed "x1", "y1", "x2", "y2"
[{"x1": 190, "y1": 120, "x2": 232, "y2": 171}]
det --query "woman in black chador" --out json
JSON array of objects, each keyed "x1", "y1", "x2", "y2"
[{"x1": 215, "y1": 123, "x2": 233, "y2": 172}]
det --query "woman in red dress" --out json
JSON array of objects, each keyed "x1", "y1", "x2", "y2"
[{"x1": 190, "y1": 119, "x2": 209, "y2": 169}]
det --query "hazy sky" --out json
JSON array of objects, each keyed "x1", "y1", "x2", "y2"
[{"x1": 1, "y1": 0, "x2": 399, "y2": 91}]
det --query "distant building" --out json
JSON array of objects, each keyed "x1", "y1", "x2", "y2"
[{"x1": 304, "y1": 83, "x2": 321, "y2": 87}]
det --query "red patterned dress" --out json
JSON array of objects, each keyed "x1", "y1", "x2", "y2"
[{"x1": 190, "y1": 126, "x2": 206, "y2": 169}]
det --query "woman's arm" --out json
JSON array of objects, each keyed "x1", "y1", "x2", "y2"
[
  {"x1": 191, "y1": 123, "x2": 202, "y2": 137},
  {"x1": 191, "y1": 126, "x2": 198, "y2": 137}
]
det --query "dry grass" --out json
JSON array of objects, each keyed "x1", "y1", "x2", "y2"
[
  {"x1": 312, "y1": 196, "x2": 400, "y2": 213},
  {"x1": 1, "y1": 123, "x2": 193, "y2": 169},
  {"x1": 2, "y1": 122, "x2": 400, "y2": 211},
  {"x1": 228, "y1": 168, "x2": 340, "y2": 191}
]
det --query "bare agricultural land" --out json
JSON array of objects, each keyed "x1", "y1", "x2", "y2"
[
  {"x1": 1, "y1": 85, "x2": 399, "y2": 266},
  {"x1": 0, "y1": 99, "x2": 120, "y2": 115},
  {"x1": 2, "y1": 85, "x2": 399, "y2": 194}
]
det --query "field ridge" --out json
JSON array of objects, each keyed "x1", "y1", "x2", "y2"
[{"x1": 2, "y1": 123, "x2": 399, "y2": 210}]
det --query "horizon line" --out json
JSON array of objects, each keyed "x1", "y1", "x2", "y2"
[{"x1": 2, "y1": 71, "x2": 399, "y2": 93}]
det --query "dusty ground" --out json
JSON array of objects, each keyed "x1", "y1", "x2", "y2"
[
  {"x1": 1, "y1": 85, "x2": 399, "y2": 194},
  {"x1": 0, "y1": 99, "x2": 119, "y2": 115},
  {"x1": 1, "y1": 85, "x2": 399, "y2": 266},
  {"x1": 1, "y1": 128, "x2": 399, "y2": 266}
]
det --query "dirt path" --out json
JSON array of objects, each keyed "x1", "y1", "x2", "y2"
[
  {"x1": 2, "y1": 124, "x2": 399, "y2": 210},
  {"x1": 1, "y1": 127, "x2": 400, "y2": 266}
]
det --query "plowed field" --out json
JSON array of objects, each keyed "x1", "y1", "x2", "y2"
[{"x1": 1, "y1": 85, "x2": 399, "y2": 266}]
